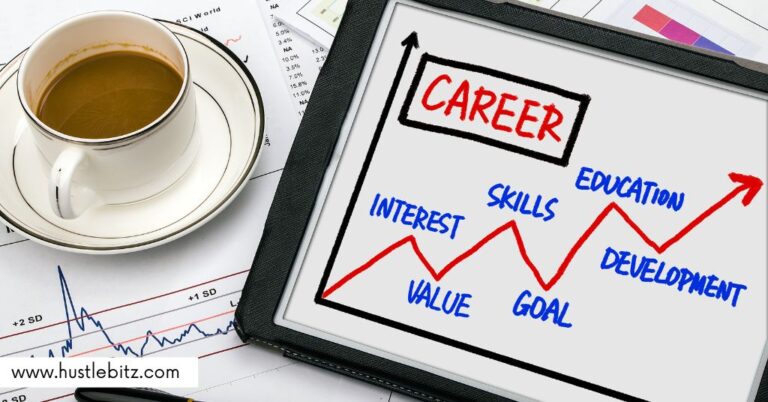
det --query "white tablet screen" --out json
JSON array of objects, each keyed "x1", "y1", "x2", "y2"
[{"x1": 276, "y1": 1, "x2": 768, "y2": 400}]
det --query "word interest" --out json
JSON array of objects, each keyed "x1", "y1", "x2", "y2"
[
  {"x1": 487, "y1": 183, "x2": 558, "y2": 222},
  {"x1": 407, "y1": 279, "x2": 472, "y2": 318},
  {"x1": 420, "y1": 73, "x2": 566, "y2": 142},
  {"x1": 601, "y1": 247, "x2": 747, "y2": 307},
  {"x1": 512, "y1": 290, "x2": 573, "y2": 328},
  {"x1": 575, "y1": 166, "x2": 685, "y2": 212},
  {"x1": 369, "y1": 193, "x2": 465, "y2": 239}
]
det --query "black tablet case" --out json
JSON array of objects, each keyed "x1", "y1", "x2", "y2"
[{"x1": 234, "y1": 0, "x2": 768, "y2": 400}]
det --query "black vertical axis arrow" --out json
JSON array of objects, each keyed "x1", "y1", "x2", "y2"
[
  {"x1": 382, "y1": 31, "x2": 420, "y2": 127},
  {"x1": 315, "y1": 32, "x2": 420, "y2": 302},
  {"x1": 314, "y1": 31, "x2": 650, "y2": 402}
]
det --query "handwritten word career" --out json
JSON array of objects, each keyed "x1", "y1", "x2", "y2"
[{"x1": 420, "y1": 73, "x2": 567, "y2": 142}]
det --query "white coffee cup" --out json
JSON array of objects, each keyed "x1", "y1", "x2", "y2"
[{"x1": 17, "y1": 11, "x2": 197, "y2": 220}]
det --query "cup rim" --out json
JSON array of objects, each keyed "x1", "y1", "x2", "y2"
[{"x1": 17, "y1": 10, "x2": 191, "y2": 146}]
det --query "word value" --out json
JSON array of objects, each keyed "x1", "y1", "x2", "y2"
[
  {"x1": 512, "y1": 290, "x2": 572, "y2": 328},
  {"x1": 407, "y1": 279, "x2": 472, "y2": 318}
]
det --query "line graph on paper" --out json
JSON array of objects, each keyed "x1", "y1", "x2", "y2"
[
  {"x1": 0, "y1": 267, "x2": 244, "y2": 358},
  {"x1": 0, "y1": 266, "x2": 247, "y2": 401}
]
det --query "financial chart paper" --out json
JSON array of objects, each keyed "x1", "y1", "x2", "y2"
[{"x1": 1, "y1": 0, "x2": 766, "y2": 401}]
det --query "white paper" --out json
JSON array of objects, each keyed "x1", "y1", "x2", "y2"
[
  {"x1": 1, "y1": 1, "x2": 767, "y2": 401},
  {"x1": 0, "y1": 1, "x2": 400, "y2": 401},
  {"x1": 0, "y1": 226, "x2": 23, "y2": 248},
  {"x1": 259, "y1": 0, "x2": 330, "y2": 116},
  {"x1": 550, "y1": 0, "x2": 768, "y2": 63},
  {"x1": 277, "y1": 0, "x2": 768, "y2": 66},
  {"x1": 275, "y1": 0, "x2": 347, "y2": 48}
]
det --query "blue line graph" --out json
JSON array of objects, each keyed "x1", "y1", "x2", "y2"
[{"x1": 41, "y1": 266, "x2": 235, "y2": 358}]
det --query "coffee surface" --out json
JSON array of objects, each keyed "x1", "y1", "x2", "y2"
[{"x1": 37, "y1": 51, "x2": 183, "y2": 139}]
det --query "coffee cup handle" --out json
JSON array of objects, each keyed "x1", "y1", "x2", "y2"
[{"x1": 49, "y1": 148, "x2": 99, "y2": 219}]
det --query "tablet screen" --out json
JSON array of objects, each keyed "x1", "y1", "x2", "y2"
[{"x1": 276, "y1": 1, "x2": 768, "y2": 400}]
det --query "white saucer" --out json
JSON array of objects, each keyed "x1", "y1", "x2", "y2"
[{"x1": 0, "y1": 22, "x2": 264, "y2": 254}]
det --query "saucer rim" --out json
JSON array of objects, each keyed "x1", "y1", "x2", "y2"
[
  {"x1": 0, "y1": 21, "x2": 265, "y2": 254},
  {"x1": 11, "y1": 81, "x2": 232, "y2": 241}
]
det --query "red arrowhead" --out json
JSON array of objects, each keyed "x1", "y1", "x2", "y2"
[{"x1": 729, "y1": 172, "x2": 764, "y2": 206}]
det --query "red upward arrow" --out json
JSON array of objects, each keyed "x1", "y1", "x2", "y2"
[{"x1": 322, "y1": 173, "x2": 763, "y2": 298}]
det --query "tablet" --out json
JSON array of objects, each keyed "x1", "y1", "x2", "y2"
[{"x1": 235, "y1": 0, "x2": 768, "y2": 400}]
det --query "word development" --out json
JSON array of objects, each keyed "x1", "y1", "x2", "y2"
[{"x1": 601, "y1": 247, "x2": 747, "y2": 307}]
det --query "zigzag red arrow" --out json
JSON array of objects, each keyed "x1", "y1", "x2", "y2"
[{"x1": 322, "y1": 173, "x2": 763, "y2": 298}]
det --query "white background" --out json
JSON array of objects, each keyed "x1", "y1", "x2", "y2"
[{"x1": 0, "y1": 0, "x2": 766, "y2": 401}]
